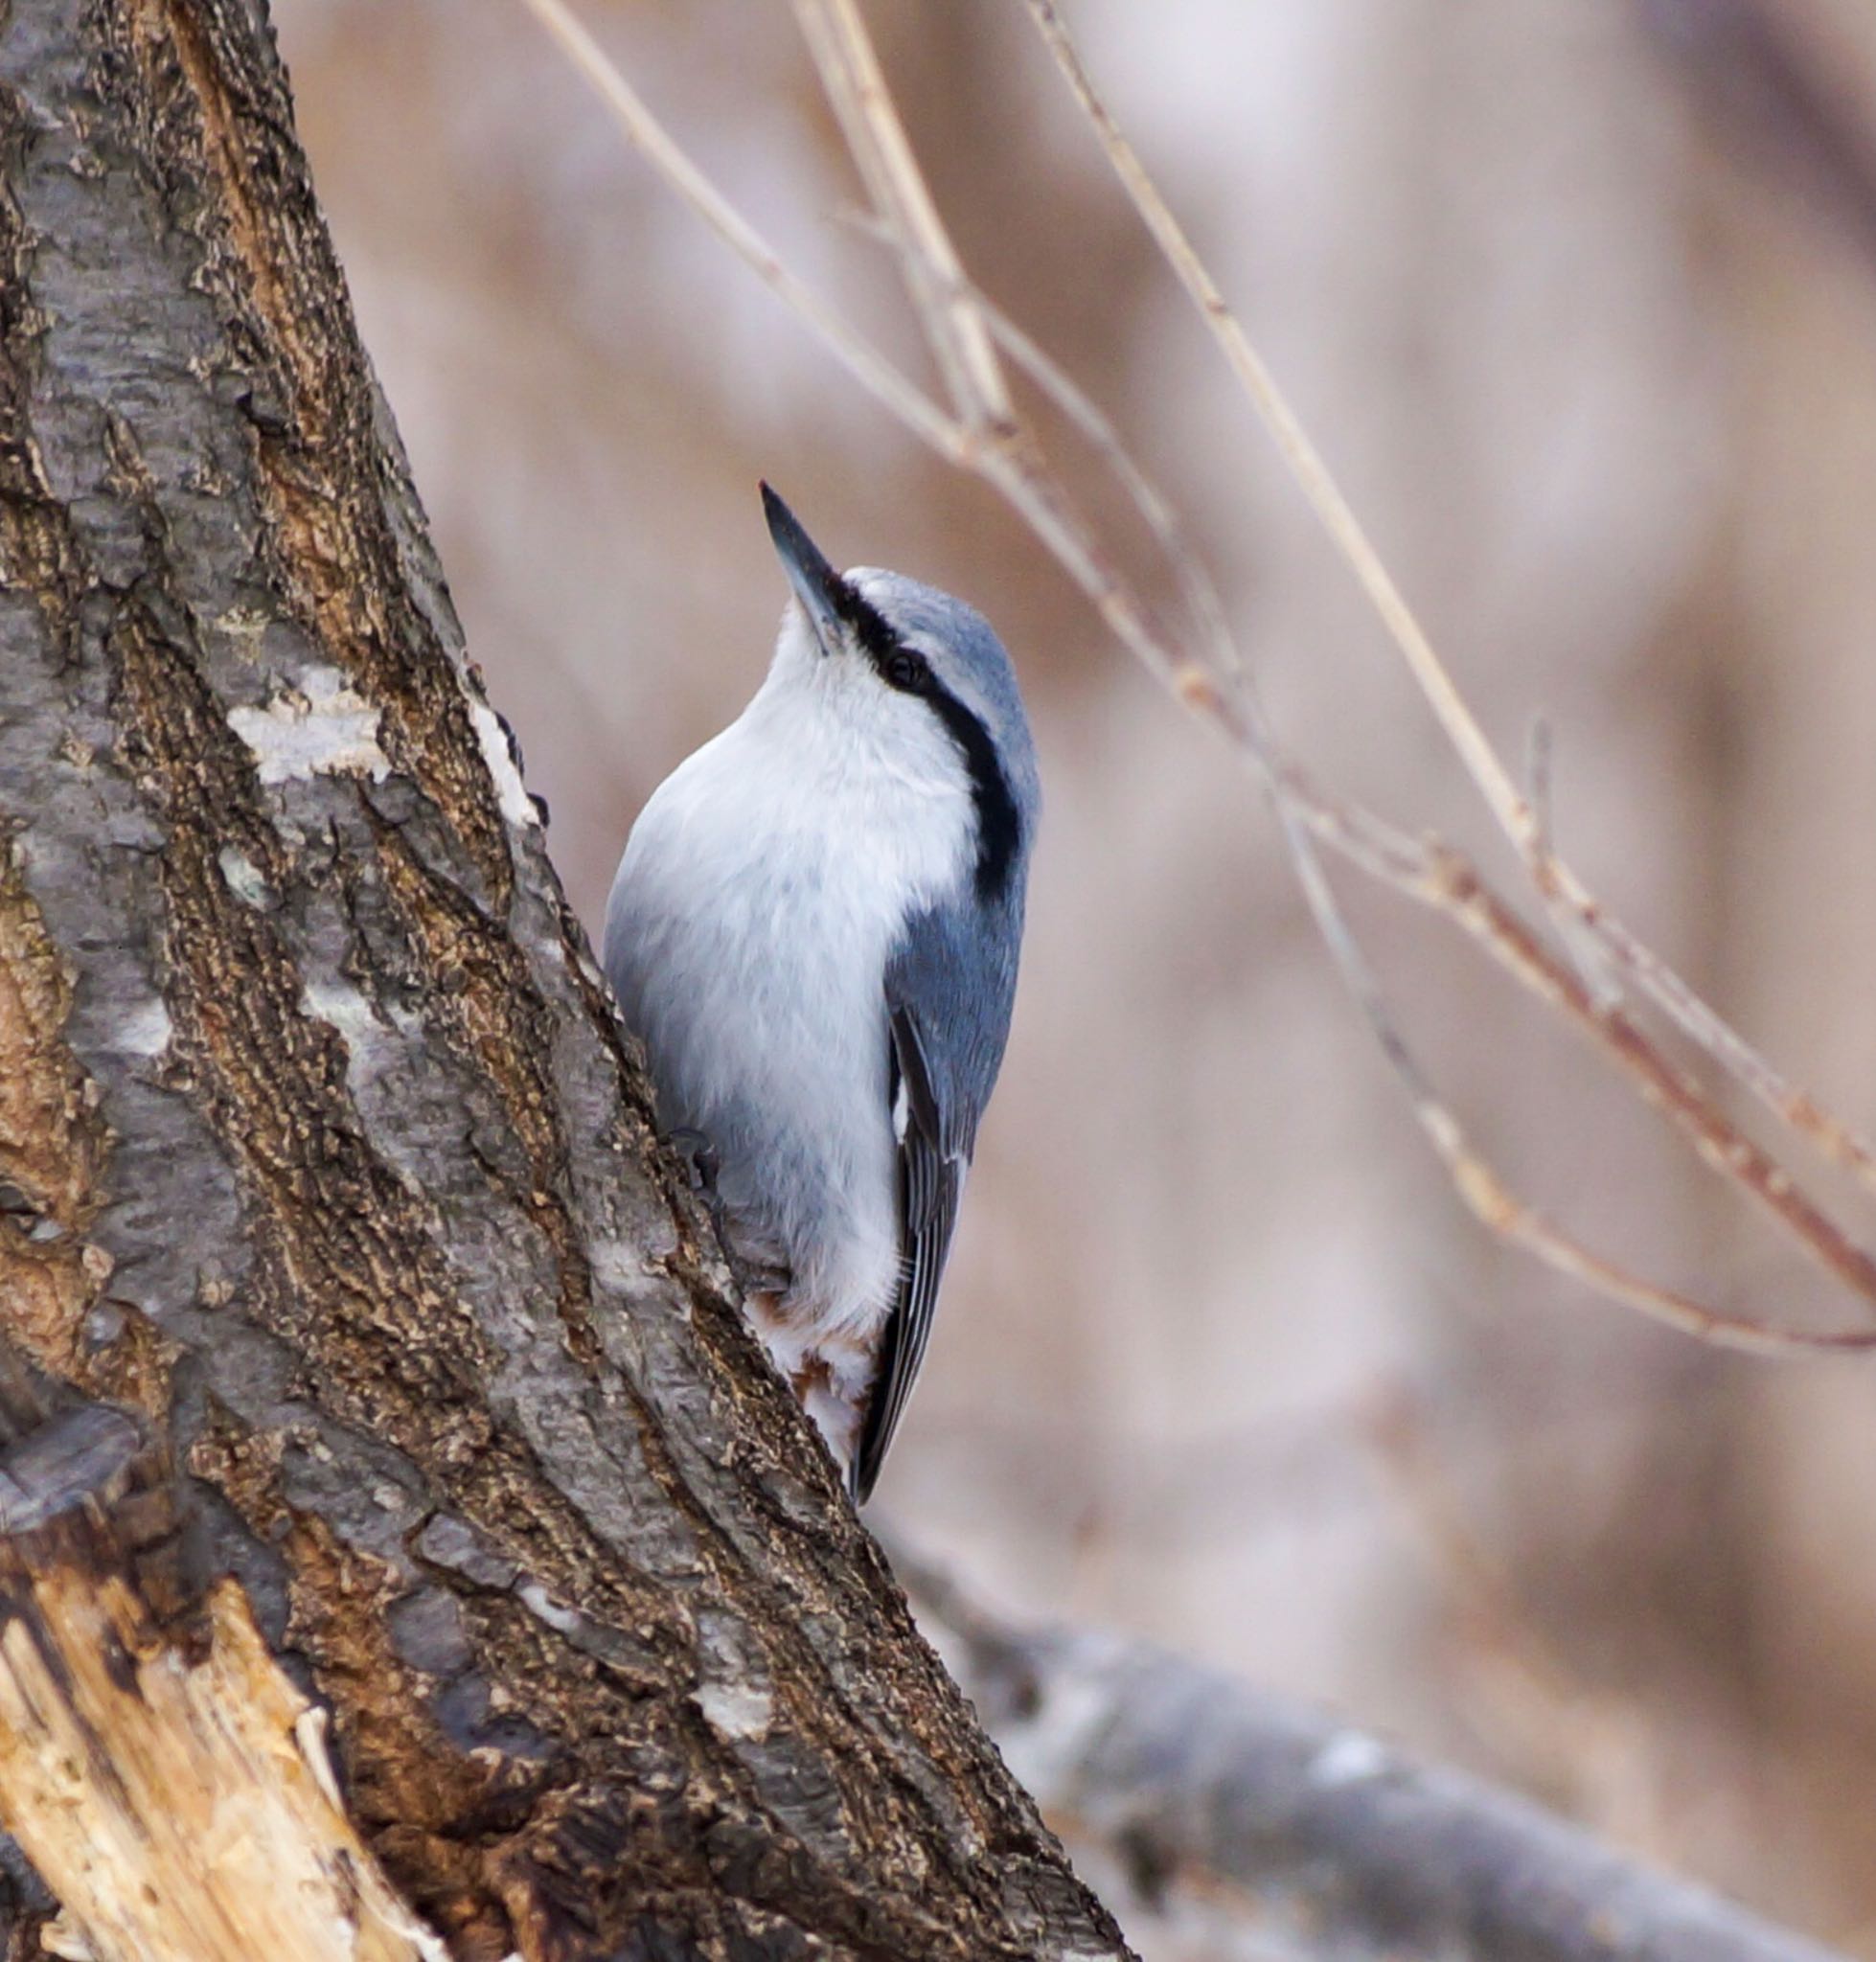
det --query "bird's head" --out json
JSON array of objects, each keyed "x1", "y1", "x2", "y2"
[{"x1": 759, "y1": 483, "x2": 1039, "y2": 904}]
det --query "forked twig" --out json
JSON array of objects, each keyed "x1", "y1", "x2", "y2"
[
  {"x1": 793, "y1": 12, "x2": 1786, "y2": 1348},
  {"x1": 515, "y1": 0, "x2": 1876, "y2": 1353},
  {"x1": 1521, "y1": 718, "x2": 1624, "y2": 1013},
  {"x1": 860, "y1": 245, "x2": 1874, "y2": 1353},
  {"x1": 792, "y1": 0, "x2": 1014, "y2": 434},
  {"x1": 1016, "y1": 0, "x2": 1876, "y2": 1205}
]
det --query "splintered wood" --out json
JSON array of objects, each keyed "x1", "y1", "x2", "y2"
[{"x1": 0, "y1": 1543, "x2": 445, "y2": 1962}]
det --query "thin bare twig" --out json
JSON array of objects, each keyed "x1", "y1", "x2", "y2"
[
  {"x1": 791, "y1": 0, "x2": 1015, "y2": 433},
  {"x1": 972, "y1": 291, "x2": 1242, "y2": 685},
  {"x1": 1016, "y1": 0, "x2": 1876, "y2": 1209},
  {"x1": 1017, "y1": 0, "x2": 1534, "y2": 854},
  {"x1": 516, "y1": 0, "x2": 1876, "y2": 1353},
  {"x1": 1522, "y1": 718, "x2": 1624, "y2": 1012},
  {"x1": 1595, "y1": 913, "x2": 1876, "y2": 1189},
  {"x1": 514, "y1": 0, "x2": 963, "y2": 459}
]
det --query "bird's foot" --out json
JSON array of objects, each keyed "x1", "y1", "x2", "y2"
[
  {"x1": 664, "y1": 1125, "x2": 733, "y2": 1266},
  {"x1": 664, "y1": 1126, "x2": 720, "y2": 1197},
  {"x1": 662, "y1": 1128, "x2": 787, "y2": 1297}
]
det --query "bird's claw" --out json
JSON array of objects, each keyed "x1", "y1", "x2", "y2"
[
  {"x1": 664, "y1": 1127, "x2": 720, "y2": 1197},
  {"x1": 663, "y1": 1127, "x2": 775, "y2": 1294}
]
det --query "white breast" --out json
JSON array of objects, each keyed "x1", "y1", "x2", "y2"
[{"x1": 604, "y1": 657, "x2": 974, "y2": 1345}]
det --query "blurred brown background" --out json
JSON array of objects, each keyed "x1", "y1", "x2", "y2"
[{"x1": 272, "y1": 0, "x2": 1876, "y2": 1947}]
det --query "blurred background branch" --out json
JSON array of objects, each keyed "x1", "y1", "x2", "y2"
[
  {"x1": 899, "y1": 1540, "x2": 1849, "y2": 1962},
  {"x1": 1638, "y1": 0, "x2": 1876, "y2": 262}
]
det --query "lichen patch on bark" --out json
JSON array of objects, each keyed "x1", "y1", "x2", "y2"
[
  {"x1": 227, "y1": 668, "x2": 392, "y2": 786},
  {"x1": 118, "y1": 0, "x2": 515, "y2": 910}
]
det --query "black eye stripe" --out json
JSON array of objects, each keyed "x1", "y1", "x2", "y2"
[
  {"x1": 834, "y1": 579, "x2": 900, "y2": 668},
  {"x1": 832, "y1": 576, "x2": 1022, "y2": 902},
  {"x1": 924, "y1": 684, "x2": 1022, "y2": 904}
]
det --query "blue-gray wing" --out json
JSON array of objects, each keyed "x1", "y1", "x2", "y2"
[{"x1": 853, "y1": 896, "x2": 1023, "y2": 1502}]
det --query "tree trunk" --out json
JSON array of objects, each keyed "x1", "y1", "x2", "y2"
[{"x1": 0, "y1": 3, "x2": 1131, "y2": 1956}]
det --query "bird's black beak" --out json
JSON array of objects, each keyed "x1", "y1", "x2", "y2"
[{"x1": 761, "y1": 482, "x2": 847, "y2": 653}]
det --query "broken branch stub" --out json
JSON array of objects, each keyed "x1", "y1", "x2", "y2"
[{"x1": 0, "y1": 1402, "x2": 446, "y2": 1962}]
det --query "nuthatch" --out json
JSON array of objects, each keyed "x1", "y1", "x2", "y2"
[{"x1": 605, "y1": 486, "x2": 1037, "y2": 1501}]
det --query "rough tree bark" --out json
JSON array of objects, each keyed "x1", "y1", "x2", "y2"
[{"x1": 0, "y1": 1, "x2": 1132, "y2": 1956}]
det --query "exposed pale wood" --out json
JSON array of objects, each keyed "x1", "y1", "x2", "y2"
[{"x1": 0, "y1": 1408, "x2": 445, "y2": 1962}]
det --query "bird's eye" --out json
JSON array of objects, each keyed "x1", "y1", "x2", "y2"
[{"x1": 883, "y1": 650, "x2": 926, "y2": 691}]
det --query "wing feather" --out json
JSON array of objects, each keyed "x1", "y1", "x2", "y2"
[
  {"x1": 852, "y1": 1004, "x2": 966, "y2": 1501},
  {"x1": 851, "y1": 896, "x2": 1025, "y2": 1502}
]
